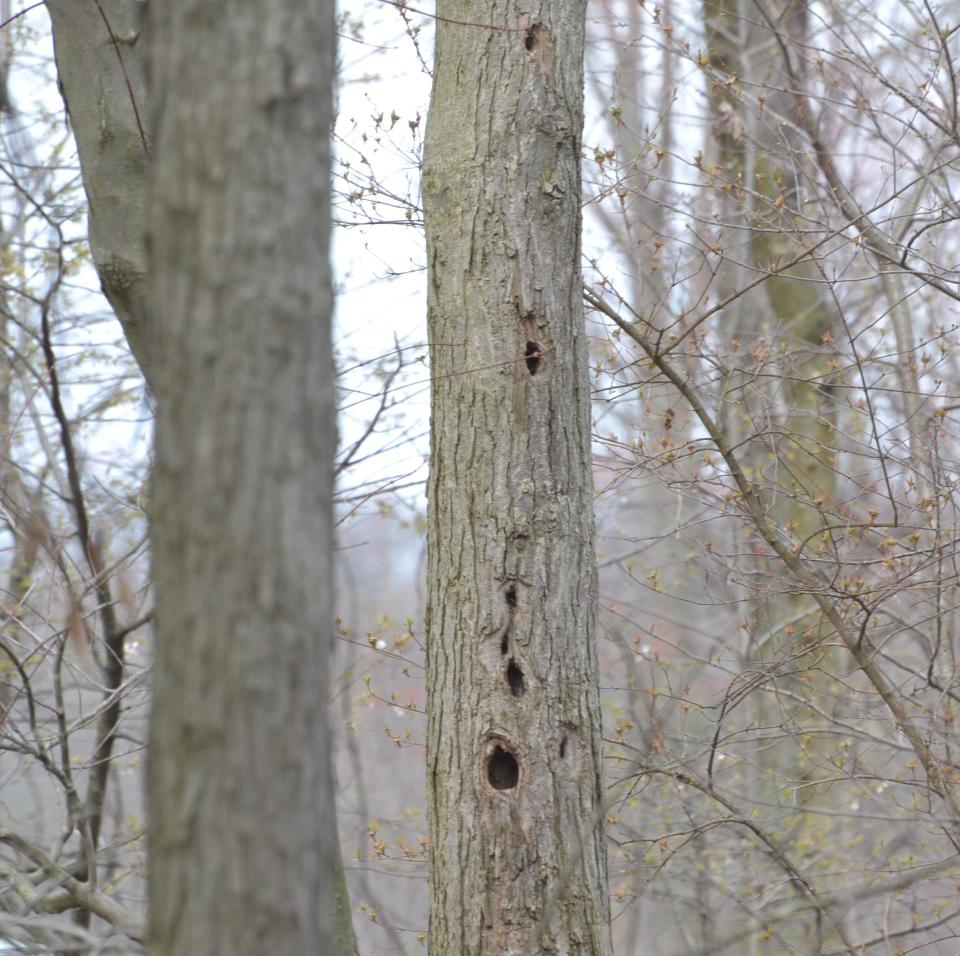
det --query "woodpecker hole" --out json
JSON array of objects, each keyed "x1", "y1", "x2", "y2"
[
  {"x1": 502, "y1": 584, "x2": 517, "y2": 653},
  {"x1": 487, "y1": 745, "x2": 519, "y2": 790},
  {"x1": 525, "y1": 341, "x2": 542, "y2": 375},
  {"x1": 524, "y1": 24, "x2": 539, "y2": 51},
  {"x1": 558, "y1": 730, "x2": 579, "y2": 767},
  {"x1": 506, "y1": 659, "x2": 525, "y2": 697}
]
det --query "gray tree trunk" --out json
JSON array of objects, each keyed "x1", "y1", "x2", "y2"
[
  {"x1": 47, "y1": 1, "x2": 356, "y2": 952},
  {"x1": 144, "y1": 2, "x2": 356, "y2": 953},
  {"x1": 422, "y1": 1, "x2": 613, "y2": 952},
  {"x1": 45, "y1": 0, "x2": 152, "y2": 385}
]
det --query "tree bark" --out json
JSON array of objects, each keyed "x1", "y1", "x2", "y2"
[
  {"x1": 144, "y1": 2, "x2": 356, "y2": 954},
  {"x1": 45, "y1": 0, "x2": 152, "y2": 384},
  {"x1": 422, "y1": 1, "x2": 613, "y2": 952}
]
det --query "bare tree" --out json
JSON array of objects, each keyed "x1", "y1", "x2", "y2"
[
  {"x1": 422, "y1": 0, "x2": 613, "y2": 951},
  {"x1": 8, "y1": 0, "x2": 960, "y2": 952},
  {"x1": 143, "y1": 1, "x2": 356, "y2": 951},
  {"x1": 30, "y1": 1, "x2": 359, "y2": 952},
  {"x1": 580, "y1": 1, "x2": 960, "y2": 951}
]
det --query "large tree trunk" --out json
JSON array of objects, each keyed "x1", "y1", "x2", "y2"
[
  {"x1": 422, "y1": 0, "x2": 613, "y2": 952},
  {"x1": 144, "y1": 2, "x2": 356, "y2": 954}
]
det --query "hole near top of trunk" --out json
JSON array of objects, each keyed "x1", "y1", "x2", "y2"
[{"x1": 520, "y1": 21, "x2": 553, "y2": 70}]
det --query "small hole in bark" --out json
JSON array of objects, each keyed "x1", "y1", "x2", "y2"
[
  {"x1": 487, "y1": 746, "x2": 519, "y2": 790},
  {"x1": 524, "y1": 25, "x2": 538, "y2": 51},
  {"x1": 506, "y1": 659, "x2": 525, "y2": 697},
  {"x1": 502, "y1": 585, "x2": 517, "y2": 653},
  {"x1": 525, "y1": 342, "x2": 542, "y2": 375},
  {"x1": 560, "y1": 736, "x2": 567, "y2": 758}
]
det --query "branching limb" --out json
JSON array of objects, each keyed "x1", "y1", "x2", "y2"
[{"x1": 0, "y1": 831, "x2": 143, "y2": 942}]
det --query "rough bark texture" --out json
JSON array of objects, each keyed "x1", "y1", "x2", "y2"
[
  {"x1": 422, "y1": 1, "x2": 613, "y2": 953},
  {"x1": 45, "y1": 0, "x2": 152, "y2": 384},
  {"x1": 145, "y1": 2, "x2": 356, "y2": 954}
]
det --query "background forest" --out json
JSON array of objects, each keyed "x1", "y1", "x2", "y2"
[{"x1": 1, "y1": 0, "x2": 959, "y2": 953}]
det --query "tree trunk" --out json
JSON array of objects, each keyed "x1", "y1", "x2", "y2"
[
  {"x1": 45, "y1": 0, "x2": 152, "y2": 385},
  {"x1": 144, "y1": 2, "x2": 356, "y2": 954},
  {"x1": 422, "y1": 1, "x2": 613, "y2": 952}
]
